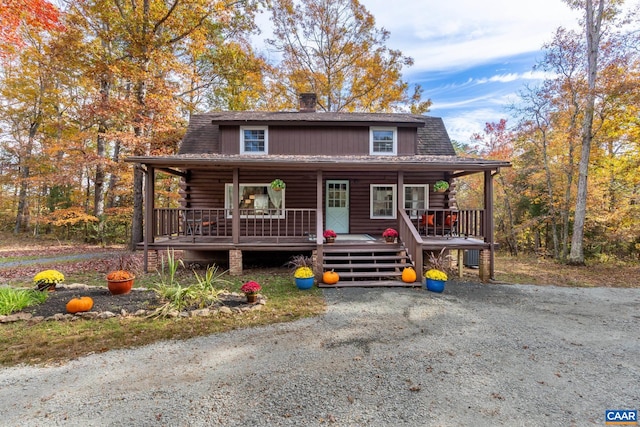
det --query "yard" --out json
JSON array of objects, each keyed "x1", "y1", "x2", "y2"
[{"x1": 0, "y1": 232, "x2": 637, "y2": 367}]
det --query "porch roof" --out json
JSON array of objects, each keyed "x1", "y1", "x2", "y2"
[{"x1": 126, "y1": 153, "x2": 511, "y2": 173}]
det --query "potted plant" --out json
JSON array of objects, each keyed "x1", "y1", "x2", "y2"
[
  {"x1": 323, "y1": 229, "x2": 337, "y2": 243},
  {"x1": 106, "y1": 270, "x2": 135, "y2": 295},
  {"x1": 433, "y1": 180, "x2": 449, "y2": 192},
  {"x1": 33, "y1": 269, "x2": 65, "y2": 291},
  {"x1": 424, "y1": 248, "x2": 451, "y2": 292},
  {"x1": 240, "y1": 281, "x2": 261, "y2": 303},
  {"x1": 270, "y1": 179, "x2": 286, "y2": 191},
  {"x1": 287, "y1": 254, "x2": 315, "y2": 290},
  {"x1": 382, "y1": 228, "x2": 398, "y2": 243}
]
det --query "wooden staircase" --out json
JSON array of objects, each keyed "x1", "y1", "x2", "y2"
[{"x1": 319, "y1": 242, "x2": 419, "y2": 287}]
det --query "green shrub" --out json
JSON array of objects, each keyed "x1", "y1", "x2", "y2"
[{"x1": 0, "y1": 288, "x2": 48, "y2": 315}]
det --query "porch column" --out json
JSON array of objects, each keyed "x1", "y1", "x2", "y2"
[
  {"x1": 397, "y1": 171, "x2": 404, "y2": 213},
  {"x1": 482, "y1": 169, "x2": 495, "y2": 281},
  {"x1": 315, "y1": 170, "x2": 323, "y2": 272},
  {"x1": 232, "y1": 168, "x2": 239, "y2": 245},
  {"x1": 143, "y1": 165, "x2": 155, "y2": 273}
]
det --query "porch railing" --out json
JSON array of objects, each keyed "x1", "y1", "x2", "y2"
[
  {"x1": 398, "y1": 209, "x2": 423, "y2": 274},
  {"x1": 405, "y1": 209, "x2": 485, "y2": 238},
  {"x1": 153, "y1": 208, "x2": 316, "y2": 239}
]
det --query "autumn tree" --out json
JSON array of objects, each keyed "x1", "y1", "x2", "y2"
[
  {"x1": 0, "y1": 0, "x2": 62, "y2": 57},
  {"x1": 267, "y1": 0, "x2": 429, "y2": 113}
]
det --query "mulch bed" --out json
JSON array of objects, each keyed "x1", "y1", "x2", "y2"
[
  {"x1": 20, "y1": 286, "x2": 252, "y2": 318},
  {"x1": 21, "y1": 287, "x2": 163, "y2": 318}
]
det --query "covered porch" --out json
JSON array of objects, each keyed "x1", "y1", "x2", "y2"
[{"x1": 131, "y1": 155, "x2": 508, "y2": 282}]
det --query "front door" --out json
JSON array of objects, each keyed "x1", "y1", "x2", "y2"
[{"x1": 325, "y1": 180, "x2": 349, "y2": 233}]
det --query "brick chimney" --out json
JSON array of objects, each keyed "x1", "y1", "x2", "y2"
[{"x1": 298, "y1": 93, "x2": 317, "y2": 112}]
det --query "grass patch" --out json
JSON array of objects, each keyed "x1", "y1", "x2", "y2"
[
  {"x1": 493, "y1": 253, "x2": 639, "y2": 288},
  {"x1": 0, "y1": 268, "x2": 325, "y2": 367}
]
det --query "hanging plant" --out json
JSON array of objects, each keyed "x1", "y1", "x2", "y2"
[
  {"x1": 270, "y1": 179, "x2": 286, "y2": 191},
  {"x1": 433, "y1": 180, "x2": 449, "y2": 192}
]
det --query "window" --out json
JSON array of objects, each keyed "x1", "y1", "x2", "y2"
[
  {"x1": 225, "y1": 183, "x2": 284, "y2": 218},
  {"x1": 240, "y1": 126, "x2": 268, "y2": 154},
  {"x1": 370, "y1": 127, "x2": 397, "y2": 155},
  {"x1": 404, "y1": 185, "x2": 428, "y2": 218},
  {"x1": 370, "y1": 184, "x2": 396, "y2": 219}
]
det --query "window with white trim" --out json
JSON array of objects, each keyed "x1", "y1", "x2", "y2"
[
  {"x1": 370, "y1": 184, "x2": 396, "y2": 219},
  {"x1": 370, "y1": 127, "x2": 397, "y2": 155},
  {"x1": 240, "y1": 126, "x2": 268, "y2": 154},
  {"x1": 404, "y1": 185, "x2": 428, "y2": 218},
  {"x1": 225, "y1": 183, "x2": 284, "y2": 218}
]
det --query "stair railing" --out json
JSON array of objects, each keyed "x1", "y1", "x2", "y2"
[{"x1": 398, "y1": 208, "x2": 423, "y2": 276}]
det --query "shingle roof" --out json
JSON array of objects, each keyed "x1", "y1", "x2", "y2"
[
  {"x1": 179, "y1": 112, "x2": 456, "y2": 157},
  {"x1": 202, "y1": 111, "x2": 428, "y2": 125}
]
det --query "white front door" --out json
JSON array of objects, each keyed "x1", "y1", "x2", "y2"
[{"x1": 326, "y1": 180, "x2": 349, "y2": 233}]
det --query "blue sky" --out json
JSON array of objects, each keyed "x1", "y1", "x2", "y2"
[{"x1": 361, "y1": 0, "x2": 583, "y2": 142}]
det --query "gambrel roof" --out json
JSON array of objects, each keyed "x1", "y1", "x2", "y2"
[{"x1": 178, "y1": 112, "x2": 456, "y2": 156}]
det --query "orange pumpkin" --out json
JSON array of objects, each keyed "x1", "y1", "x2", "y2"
[
  {"x1": 66, "y1": 296, "x2": 94, "y2": 314},
  {"x1": 401, "y1": 267, "x2": 417, "y2": 283},
  {"x1": 322, "y1": 270, "x2": 340, "y2": 285}
]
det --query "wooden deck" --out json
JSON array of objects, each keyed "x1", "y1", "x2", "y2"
[{"x1": 140, "y1": 234, "x2": 489, "y2": 251}]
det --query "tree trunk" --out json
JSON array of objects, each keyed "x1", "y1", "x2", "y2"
[
  {"x1": 569, "y1": 0, "x2": 604, "y2": 265},
  {"x1": 14, "y1": 120, "x2": 39, "y2": 233}
]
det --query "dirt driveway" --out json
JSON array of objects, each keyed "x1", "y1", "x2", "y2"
[{"x1": 0, "y1": 281, "x2": 638, "y2": 426}]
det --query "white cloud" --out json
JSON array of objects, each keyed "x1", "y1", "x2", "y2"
[{"x1": 362, "y1": 0, "x2": 581, "y2": 71}]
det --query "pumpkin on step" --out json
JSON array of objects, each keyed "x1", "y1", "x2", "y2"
[
  {"x1": 66, "y1": 296, "x2": 94, "y2": 314},
  {"x1": 401, "y1": 267, "x2": 417, "y2": 283},
  {"x1": 322, "y1": 270, "x2": 340, "y2": 285}
]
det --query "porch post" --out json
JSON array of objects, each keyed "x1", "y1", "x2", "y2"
[
  {"x1": 316, "y1": 170, "x2": 323, "y2": 272},
  {"x1": 480, "y1": 169, "x2": 495, "y2": 281},
  {"x1": 232, "y1": 168, "x2": 239, "y2": 245},
  {"x1": 143, "y1": 165, "x2": 155, "y2": 273},
  {"x1": 397, "y1": 171, "x2": 404, "y2": 212}
]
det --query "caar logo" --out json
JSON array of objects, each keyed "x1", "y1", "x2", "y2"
[{"x1": 605, "y1": 410, "x2": 638, "y2": 425}]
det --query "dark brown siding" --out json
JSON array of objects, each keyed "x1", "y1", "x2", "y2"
[
  {"x1": 180, "y1": 169, "x2": 451, "y2": 235},
  {"x1": 218, "y1": 125, "x2": 417, "y2": 156}
]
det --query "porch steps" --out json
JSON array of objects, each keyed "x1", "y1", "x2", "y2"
[{"x1": 320, "y1": 243, "x2": 418, "y2": 287}]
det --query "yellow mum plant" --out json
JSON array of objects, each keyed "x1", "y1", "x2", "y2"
[
  {"x1": 33, "y1": 269, "x2": 65, "y2": 291},
  {"x1": 425, "y1": 269, "x2": 448, "y2": 281},
  {"x1": 294, "y1": 266, "x2": 314, "y2": 279}
]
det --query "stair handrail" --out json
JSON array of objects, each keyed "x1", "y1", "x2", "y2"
[{"x1": 398, "y1": 208, "x2": 423, "y2": 277}]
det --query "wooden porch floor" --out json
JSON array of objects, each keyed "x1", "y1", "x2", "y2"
[{"x1": 142, "y1": 234, "x2": 488, "y2": 251}]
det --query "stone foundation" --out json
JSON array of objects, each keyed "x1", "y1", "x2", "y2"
[
  {"x1": 229, "y1": 249, "x2": 243, "y2": 276},
  {"x1": 479, "y1": 249, "x2": 491, "y2": 282}
]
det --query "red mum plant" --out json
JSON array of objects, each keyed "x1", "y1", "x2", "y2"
[
  {"x1": 323, "y1": 229, "x2": 337, "y2": 238},
  {"x1": 240, "y1": 281, "x2": 261, "y2": 295},
  {"x1": 382, "y1": 228, "x2": 398, "y2": 238}
]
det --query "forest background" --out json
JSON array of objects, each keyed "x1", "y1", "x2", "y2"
[{"x1": 1, "y1": 0, "x2": 639, "y2": 265}]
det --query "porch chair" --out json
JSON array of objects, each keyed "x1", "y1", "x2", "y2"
[{"x1": 421, "y1": 212, "x2": 458, "y2": 236}]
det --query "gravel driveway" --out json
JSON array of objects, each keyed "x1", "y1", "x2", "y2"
[{"x1": 1, "y1": 281, "x2": 638, "y2": 426}]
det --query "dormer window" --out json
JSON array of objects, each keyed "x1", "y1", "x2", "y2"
[
  {"x1": 370, "y1": 127, "x2": 397, "y2": 155},
  {"x1": 241, "y1": 126, "x2": 268, "y2": 154}
]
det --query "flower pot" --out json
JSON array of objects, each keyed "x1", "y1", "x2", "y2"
[
  {"x1": 107, "y1": 277, "x2": 134, "y2": 295},
  {"x1": 325, "y1": 237, "x2": 335, "y2": 244},
  {"x1": 425, "y1": 278, "x2": 446, "y2": 293},
  {"x1": 385, "y1": 236, "x2": 395, "y2": 243},
  {"x1": 295, "y1": 277, "x2": 314, "y2": 290},
  {"x1": 245, "y1": 293, "x2": 258, "y2": 303}
]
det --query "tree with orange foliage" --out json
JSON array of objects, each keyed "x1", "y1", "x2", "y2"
[{"x1": 0, "y1": 0, "x2": 62, "y2": 56}]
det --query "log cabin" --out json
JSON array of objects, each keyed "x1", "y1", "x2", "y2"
[{"x1": 126, "y1": 93, "x2": 511, "y2": 285}]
